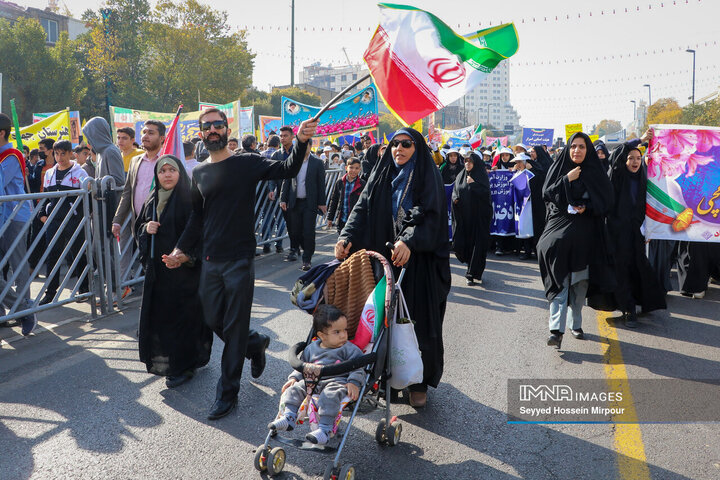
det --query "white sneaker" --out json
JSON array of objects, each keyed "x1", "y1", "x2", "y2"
[
  {"x1": 268, "y1": 415, "x2": 294, "y2": 432},
  {"x1": 306, "y1": 427, "x2": 330, "y2": 445},
  {"x1": 692, "y1": 291, "x2": 706, "y2": 299}
]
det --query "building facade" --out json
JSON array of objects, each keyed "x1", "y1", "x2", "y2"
[
  {"x1": 441, "y1": 61, "x2": 521, "y2": 134},
  {"x1": 0, "y1": 1, "x2": 87, "y2": 45}
]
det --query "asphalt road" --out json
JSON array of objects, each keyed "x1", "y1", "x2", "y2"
[{"x1": 1, "y1": 232, "x2": 719, "y2": 480}]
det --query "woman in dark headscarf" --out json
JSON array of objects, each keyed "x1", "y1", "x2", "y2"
[
  {"x1": 440, "y1": 148, "x2": 464, "y2": 184},
  {"x1": 360, "y1": 143, "x2": 382, "y2": 182},
  {"x1": 135, "y1": 155, "x2": 212, "y2": 387},
  {"x1": 335, "y1": 128, "x2": 450, "y2": 408},
  {"x1": 588, "y1": 144, "x2": 666, "y2": 326},
  {"x1": 452, "y1": 153, "x2": 492, "y2": 285},
  {"x1": 527, "y1": 146, "x2": 550, "y2": 253},
  {"x1": 594, "y1": 141, "x2": 611, "y2": 173},
  {"x1": 537, "y1": 132, "x2": 615, "y2": 349}
]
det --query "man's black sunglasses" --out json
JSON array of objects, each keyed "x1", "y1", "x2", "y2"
[
  {"x1": 391, "y1": 139, "x2": 414, "y2": 148},
  {"x1": 200, "y1": 120, "x2": 227, "y2": 131}
]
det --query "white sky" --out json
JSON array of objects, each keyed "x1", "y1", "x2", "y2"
[{"x1": 22, "y1": 0, "x2": 720, "y2": 135}]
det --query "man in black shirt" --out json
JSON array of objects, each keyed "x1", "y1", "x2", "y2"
[{"x1": 163, "y1": 108, "x2": 318, "y2": 420}]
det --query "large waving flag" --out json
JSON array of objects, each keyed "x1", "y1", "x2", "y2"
[
  {"x1": 364, "y1": 3, "x2": 519, "y2": 126},
  {"x1": 160, "y1": 105, "x2": 186, "y2": 163}
]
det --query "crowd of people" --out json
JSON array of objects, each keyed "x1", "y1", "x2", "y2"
[{"x1": 2, "y1": 105, "x2": 719, "y2": 422}]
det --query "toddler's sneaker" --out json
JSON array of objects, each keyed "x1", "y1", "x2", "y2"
[
  {"x1": 268, "y1": 415, "x2": 294, "y2": 432},
  {"x1": 305, "y1": 427, "x2": 331, "y2": 445}
]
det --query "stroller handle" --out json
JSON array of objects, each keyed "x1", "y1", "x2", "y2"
[{"x1": 288, "y1": 342, "x2": 377, "y2": 377}]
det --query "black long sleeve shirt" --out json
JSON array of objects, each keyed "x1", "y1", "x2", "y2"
[{"x1": 176, "y1": 139, "x2": 308, "y2": 261}]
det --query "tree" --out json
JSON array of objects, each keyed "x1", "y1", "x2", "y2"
[
  {"x1": 592, "y1": 119, "x2": 623, "y2": 138},
  {"x1": 268, "y1": 87, "x2": 321, "y2": 117},
  {"x1": 647, "y1": 98, "x2": 682, "y2": 126},
  {"x1": 681, "y1": 99, "x2": 720, "y2": 127},
  {"x1": 378, "y1": 112, "x2": 403, "y2": 138},
  {"x1": 0, "y1": 18, "x2": 55, "y2": 123},
  {"x1": 143, "y1": 0, "x2": 255, "y2": 111}
]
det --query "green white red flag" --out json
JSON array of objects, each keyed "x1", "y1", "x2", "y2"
[
  {"x1": 470, "y1": 124, "x2": 484, "y2": 149},
  {"x1": 364, "y1": 3, "x2": 519, "y2": 126}
]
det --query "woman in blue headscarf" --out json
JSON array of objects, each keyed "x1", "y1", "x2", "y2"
[{"x1": 334, "y1": 128, "x2": 451, "y2": 408}]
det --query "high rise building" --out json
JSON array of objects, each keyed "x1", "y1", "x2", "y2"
[{"x1": 441, "y1": 61, "x2": 521, "y2": 134}]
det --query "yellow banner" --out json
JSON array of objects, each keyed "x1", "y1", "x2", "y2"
[
  {"x1": 589, "y1": 134, "x2": 600, "y2": 143},
  {"x1": 10, "y1": 110, "x2": 71, "y2": 150},
  {"x1": 410, "y1": 118, "x2": 423, "y2": 133},
  {"x1": 565, "y1": 123, "x2": 583, "y2": 142}
]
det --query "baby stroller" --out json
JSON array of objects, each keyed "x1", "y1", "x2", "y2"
[{"x1": 253, "y1": 247, "x2": 407, "y2": 479}]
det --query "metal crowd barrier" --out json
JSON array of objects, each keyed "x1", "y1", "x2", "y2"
[{"x1": 0, "y1": 168, "x2": 348, "y2": 326}]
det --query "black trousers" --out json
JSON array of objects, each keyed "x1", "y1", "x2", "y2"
[
  {"x1": 199, "y1": 257, "x2": 266, "y2": 402},
  {"x1": 45, "y1": 221, "x2": 89, "y2": 295},
  {"x1": 287, "y1": 199, "x2": 317, "y2": 263}
]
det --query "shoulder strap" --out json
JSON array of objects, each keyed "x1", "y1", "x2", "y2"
[{"x1": 0, "y1": 148, "x2": 27, "y2": 179}]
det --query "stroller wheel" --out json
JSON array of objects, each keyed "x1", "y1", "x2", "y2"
[
  {"x1": 253, "y1": 445, "x2": 268, "y2": 472},
  {"x1": 386, "y1": 422, "x2": 402, "y2": 446},
  {"x1": 266, "y1": 447, "x2": 286, "y2": 476},
  {"x1": 374, "y1": 419, "x2": 387, "y2": 444},
  {"x1": 323, "y1": 463, "x2": 336, "y2": 480},
  {"x1": 339, "y1": 464, "x2": 356, "y2": 480}
]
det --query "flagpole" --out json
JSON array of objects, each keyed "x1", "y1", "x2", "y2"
[{"x1": 311, "y1": 73, "x2": 371, "y2": 122}]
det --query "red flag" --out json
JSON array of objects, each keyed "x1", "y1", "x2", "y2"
[
  {"x1": 368, "y1": 131, "x2": 376, "y2": 144},
  {"x1": 160, "y1": 105, "x2": 185, "y2": 162}
]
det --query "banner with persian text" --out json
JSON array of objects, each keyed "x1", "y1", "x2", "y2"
[
  {"x1": 645, "y1": 124, "x2": 720, "y2": 242},
  {"x1": 522, "y1": 128, "x2": 554, "y2": 147},
  {"x1": 489, "y1": 170, "x2": 515, "y2": 236}
]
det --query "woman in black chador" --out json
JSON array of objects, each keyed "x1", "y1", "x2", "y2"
[
  {"x1": 135, "y1": 155, "x2": 212, "y2": 388},
  {"x1": 452, "y1": 153, "x2": 492, "y2": 285},
  {"x1": 588, "y1": 144, "x2": 666, "y2": 327},
  {"x1": 334, "y1": 128, "x2": 451, "y2": 408},
  {"x1": 537, "y1": 132, "x2": 615, "y2": 350}
]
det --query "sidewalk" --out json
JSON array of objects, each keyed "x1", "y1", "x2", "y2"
[{"x1": 0, "y1": 230, "x2": 340, "y2": 348}]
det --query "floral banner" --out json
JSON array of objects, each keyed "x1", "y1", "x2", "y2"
[
  {"x1": 281, "y1": 84, "x2": 378, "y2": 137},
  {"x1": 645, "y1": 124, "x2": 720, "y2": 242}
]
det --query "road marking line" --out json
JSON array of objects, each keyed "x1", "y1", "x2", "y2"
[{"x1": 596, "y1": 312, "x2": 651, "y2": 480}]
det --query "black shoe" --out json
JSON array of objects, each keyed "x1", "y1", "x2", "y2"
[
  {"x1": 495, "y1": 249, "x2": 504, "y2": 256},
  {"x1": 207, "y1": 398, "x2": 237, "y2": 420},
  {"x1": 262, "y1": 244, "x2": 271, "y2": 254},
  {"x1": 39, "y1": 292, "x2": 56, "y2": 305},
  {"x1": 547, "y1": 332, "x2": 563, "y2": 349},
  {"x1": 301, "y1": 262, "x2": 311, "y2": 271},
  {"x1": 285, "y1": 251, "x2": 297, "y2": 261},
  {"x1": 165, "y1": 370, "x2": 194, "y2": 388},
  {"x1": 624, "y1": 311, "x2": 638, "y2": 328},
  {"x1": 275, "y1": 245, "x2": 284, "y2": 253},
  {"x1": 571, "y1": 328, "x2": 585, "y2": 339},
  {"x1": 520, "y1": 252, "x2": 531, "y2": 260},
  {"x1": 251, "y1": 335, "x2": 271, "y2": 379},
  {"x1": 465, "y1": 277, "x2": 475, "y2": 286}
]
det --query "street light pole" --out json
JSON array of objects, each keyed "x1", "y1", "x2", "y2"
[
  {"x1": 290, "y1": 0, "x2": 295, "y2": 86},
  {"x1": 630, "y1": 100, "x2": 636, "y2": 123},
  {"x1": 643, "y1": 84, "x2": 652, "y2": 107},
  {"x1": 686, "y1": 49, "x2": 696, "y2": 104}
]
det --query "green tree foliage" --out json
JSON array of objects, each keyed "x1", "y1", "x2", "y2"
[
  {"x1": 592, "y1": 119, "x2": 623, "y2": 138},
  {"x1": 681, "y1": 98, "x2": 720, "y2": 126},
  {"x1": 378, "y1": 112, "x2": 403, "y2": 138}
]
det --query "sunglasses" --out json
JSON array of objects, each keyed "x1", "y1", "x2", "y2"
[
  {"x1": 391, "y1": 139, "x2": 414, "y2": 148},
  {"x1": 200, "y1": 120, "x2": 227, "y2": 131}
]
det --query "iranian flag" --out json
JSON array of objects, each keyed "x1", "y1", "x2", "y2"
[
  {"x1": 364, "y1": 3, "x2": 519, "y2": 126},
  {"x1": 470, "y1": 124, "x2": 484, "y2": 149}
]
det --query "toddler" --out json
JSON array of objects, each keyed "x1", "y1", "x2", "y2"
[{"x1": 269, "y1": 304, "x2": 364, "y2": 445}]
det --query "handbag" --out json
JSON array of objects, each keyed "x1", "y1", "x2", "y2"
[{"x1": 388, "y1": 287, "x2": 423, "y2": 389}]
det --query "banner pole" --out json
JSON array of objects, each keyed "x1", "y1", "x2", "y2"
[{"x1": 311, "y1": 74, "x2": 371, "y2": 122}]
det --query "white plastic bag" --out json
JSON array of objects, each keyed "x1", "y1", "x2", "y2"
[{"x1": 388, "y1": 288, "x2": 423, "y2": 389}]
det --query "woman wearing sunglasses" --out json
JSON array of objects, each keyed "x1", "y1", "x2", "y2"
[{"x1": 334, "y1": 128, "x2": 451, "y2": 409}]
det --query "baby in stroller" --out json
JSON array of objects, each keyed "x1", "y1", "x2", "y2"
[{"x1": 268, "y1": 304, "x2": 364, "y2": 445}]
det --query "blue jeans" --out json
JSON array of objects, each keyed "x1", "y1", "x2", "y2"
[{"x1": 549, "y1": 279, "x2": 589, "y2": 333}]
